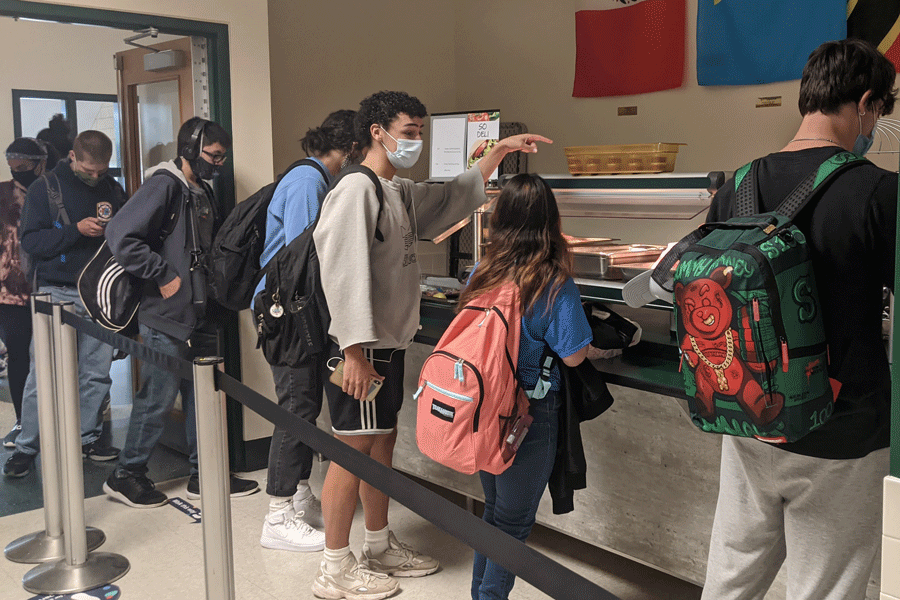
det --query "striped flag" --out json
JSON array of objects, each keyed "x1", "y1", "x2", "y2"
[
  {"x1": 573, "y1": 0, "x2": 686, "y2": 98},
  {"x1": 847, "y1": 0, "x2": 900, "y2": 72},
  {"x1": 697, "y1": 0, "x2": 846, "y2": 86}
]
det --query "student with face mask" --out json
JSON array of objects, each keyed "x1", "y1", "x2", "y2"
[
  {"x1": 104, "y1": 117, "x2": 258, "y2": 508},
  {"x1": 4, "y1": 131, "x2": 124, "y2": 478},
  {"x1": 0, "y1": 137, "x2": 50, "y2": 448},
  {"x1": 311, "y1": 90, "x2": 551, "y2": 600}
]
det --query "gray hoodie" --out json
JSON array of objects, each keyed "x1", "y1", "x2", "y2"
[
  {"x1": 105, "y1": 160, "x2": 218, "y2": 341},
  {"x1": 314, "y1": 167, "x2": 486, "y2": 351}
]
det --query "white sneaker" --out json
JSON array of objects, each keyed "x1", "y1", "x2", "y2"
[
  {"x1": 294, "y1": 490, "x2": 325, "y2": 530},
  {"x1": 361, "y1": 531, "x2": 439, "y2": 578},
  {"x1": 313, "y1": 552, "x2": 398, "y2": 600},
  {"x1": 260, "y1": 506, "x2": 325, "y2": 552}
]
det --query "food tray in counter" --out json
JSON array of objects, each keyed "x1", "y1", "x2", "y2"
[
  {"x1": 564, "y1": 143, "x2": 684, "y2": 175},
  {"x1": 572, "y1": 244, "x2": 667, "y2": 280}
]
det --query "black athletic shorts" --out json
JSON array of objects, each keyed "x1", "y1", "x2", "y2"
[{"x1": 323, "y1": 340, "x2": 406, "y2": 435}]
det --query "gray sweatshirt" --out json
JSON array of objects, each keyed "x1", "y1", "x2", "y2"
[{"x1": 314, "y1": 167, "x2": 486, "y2": 350}]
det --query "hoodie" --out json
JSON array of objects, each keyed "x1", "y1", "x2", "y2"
[
  {"x1": 19, "y1": 158, "x2": 125, "y2": 287},
  {"x1": 105, "y1": 160, "x2": 219, "y2": 341}
]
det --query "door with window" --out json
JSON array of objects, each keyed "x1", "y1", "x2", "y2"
[{"x1": 115, "y1": 36, "x2": 208, "y2": 195}]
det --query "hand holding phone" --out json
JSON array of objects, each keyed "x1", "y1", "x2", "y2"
[{"x1": 328, "y1": 358, "x2": 383, "y2": 401}]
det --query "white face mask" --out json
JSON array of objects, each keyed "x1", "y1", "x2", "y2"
[{"x1": 381, "y1": 129, "x2": 423, "y2": 169}]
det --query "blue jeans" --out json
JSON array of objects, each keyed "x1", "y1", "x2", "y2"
[
  {"x1": 16, "y1": 285, "x2": 114, "y2": 455},
  {"x1": 471, "y1": 391, "x2": 560, "y2": 600},
  {"x1": 116, "y1": 323, "x2": 217, "y2": 477}
]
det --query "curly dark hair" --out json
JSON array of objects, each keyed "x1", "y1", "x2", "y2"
[
  {"x1": 354, "y1": 91, "x2": 427, "y2": 150},
  {"x1": 301, "y1": 109, "x2": 356, "y2": 157},
  {"x1": 799, "y1": 39, "x2": 897, "y2": 116}
]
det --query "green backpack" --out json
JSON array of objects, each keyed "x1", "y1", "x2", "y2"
[{"x1": 652, "y1": 152, "x2": 867, "y2": 443}]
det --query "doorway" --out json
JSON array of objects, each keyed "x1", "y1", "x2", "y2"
[{"x1": 0, "y1": 1, "x2": 243, "y2": 516}]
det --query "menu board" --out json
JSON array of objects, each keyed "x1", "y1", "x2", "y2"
[{"x1": 429, "y1": 110, "x2": 500, "y2": 182}]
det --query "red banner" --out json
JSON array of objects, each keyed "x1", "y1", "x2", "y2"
[{"x1": 573, "y1": 0, "x2": 686, "y2": 98}]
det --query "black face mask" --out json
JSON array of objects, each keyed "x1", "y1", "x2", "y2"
[
  {"x1": 189, "y1": 157, "x2": 220, "y2": 181},
  {"x1": 11, "y1": 170, "x2": 39, "y2": 189}
]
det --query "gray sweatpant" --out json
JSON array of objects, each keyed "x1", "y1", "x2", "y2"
[{"x1": 701, "y1": 436, "x2": 889, "y2": 600}]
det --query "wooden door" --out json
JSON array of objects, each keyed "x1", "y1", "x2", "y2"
[{"x1": 115, "y1": 37, "x2": 196, "y2": 196}]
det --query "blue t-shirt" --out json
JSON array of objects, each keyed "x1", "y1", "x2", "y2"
[
  {"x1": 518, "y1": 277, "x2": 593, "y2": 391},
  {"x1": 253, "y1": 158, "x2": 331, "y2": 297}
]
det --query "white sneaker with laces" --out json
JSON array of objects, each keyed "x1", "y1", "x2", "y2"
[
  {"x1": 294, "y1": 490, "x2": 325, "y2": 530},
  {"x1": 260, "y1": 506, "x2": 325, "y2": 552},
  {"x1": 313, "y1": 552, "x2": 398, "y2": 600},
  {"x1": 361, "y1": 531, "x2": 439, "y2": 577}
]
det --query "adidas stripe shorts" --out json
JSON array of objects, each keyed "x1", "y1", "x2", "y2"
[{"x1": 323, "y1": 341, "x2": 405, "y2": 435}]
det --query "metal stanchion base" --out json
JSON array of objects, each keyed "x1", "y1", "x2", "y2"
[
  {"x1": 5, "y1": 528, "x2": 105, "y2": 564},
  {"x1": 22, "y1": 552, "x2": 129, "y2": 594}
]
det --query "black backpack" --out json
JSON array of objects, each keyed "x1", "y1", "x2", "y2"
[
  {"x1": 78, "y1": 170, "x2": 182, "y2": 334},
  {"x1": 207, "y1": 158, "x2": 328, "y2": 312},
  {"x1": 253, "y1": 165, "x2": 384, "y2": 367}
]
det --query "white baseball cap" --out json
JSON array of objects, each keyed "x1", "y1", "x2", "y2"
[{"x1": 621, "y1": 242, "x2": 677, "y2": 308}]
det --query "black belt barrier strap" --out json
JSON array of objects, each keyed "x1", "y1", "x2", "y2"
[{"x1": 41, "y1": 301, "x2": 621, "y2": 600}]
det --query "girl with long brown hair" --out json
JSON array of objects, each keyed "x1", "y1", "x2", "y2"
[{"x1": 465, "y1": 173, "x2": 592, "y2": 600}]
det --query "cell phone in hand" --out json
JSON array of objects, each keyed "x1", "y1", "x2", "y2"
[{"x1": 328, "y1": 359, "x2": 383, "y2": 401}]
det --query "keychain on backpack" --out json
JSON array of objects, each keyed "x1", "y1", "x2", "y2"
[{"x1": 269, "y1": 290, "x2": 284, "y2": 318}]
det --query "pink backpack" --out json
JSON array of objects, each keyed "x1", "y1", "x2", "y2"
[{"x1": 415, "y1": 282, "x2": 530, "y2": 475}]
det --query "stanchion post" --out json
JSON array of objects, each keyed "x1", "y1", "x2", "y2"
[
  {"x1": 22, "y1": 302, "x2": 129, "y2": 594},
  {"x1": 4, "y1": 293, "x2": 104, "y2": 564},
  {"x1": 193, "y1": 356, "x2": 235, "y2": 600}
]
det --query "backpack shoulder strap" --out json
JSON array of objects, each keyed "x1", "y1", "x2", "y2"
[
  {"x1": 774, "y1": 152, "x2": 869, "y2": 219},
  {"x1": 323, "y1": 164, "x2": 385, "y2": 242},
  {"x1": 148, "y1": 170, "x2": 186, "y2": 243},
  {"x1": 43, "y1": 172, "x2": 71, "y2": 226},
  {"x1": 281, "y1": 157, "x2": 328, "y2": 184},
  {"x1": 733, "y1": 161, "x2": 757, "y2": 217}
]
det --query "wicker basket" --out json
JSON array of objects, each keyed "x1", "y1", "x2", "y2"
[{"x1": 565, "y1": 143, "x2": 683, "y2": 175}]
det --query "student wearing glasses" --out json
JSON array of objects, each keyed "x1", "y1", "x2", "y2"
[{"x1": 104, "y1": 117, "x2": 258, "y2": 508}]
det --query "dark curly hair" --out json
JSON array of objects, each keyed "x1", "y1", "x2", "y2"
[
  {"x1": 301, "y1": 109, "x2": 356, "y2": 157},
  {"x1": 799, "y1": 39, "x2": 897, "y2": 116},
  {"x1": 354, "y1": 91, "x2": 427, "y2": 151}
]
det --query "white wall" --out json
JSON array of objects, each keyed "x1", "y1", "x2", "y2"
[{"x1": 0, "y1": 18, "x2": 125, "y2": 179}]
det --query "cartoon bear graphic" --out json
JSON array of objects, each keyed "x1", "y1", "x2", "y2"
[{"x1": 675, "y1": 266, "x2": 784, "y2": 426}]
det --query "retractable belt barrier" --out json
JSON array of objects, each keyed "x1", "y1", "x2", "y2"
[{"x1": 39, "y1": 300, "x2": 621, "y2": 600}]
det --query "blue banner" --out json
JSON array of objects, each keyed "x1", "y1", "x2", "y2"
[{"x1": 697, "y1": 0, "x2": 847, "y2": 86}]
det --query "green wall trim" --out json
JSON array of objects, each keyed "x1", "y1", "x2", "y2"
[
  {"x1": 0, "y1": 0, "x2": 249, "y2": 470},
  {"x1": 894, "y1": 151, "x2": 900, "y2": 478}
]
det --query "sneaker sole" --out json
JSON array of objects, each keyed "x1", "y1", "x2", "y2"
[
  {"x1": 84, "y1": 453, "x2": 119, "y2": 462},
  {"x1": 311, "y1": 580, "x2": 398, "y2": 600},
  {"x1": 3, "y1": 467, "x2": 30, "y2": 478},
  {"x1": 186, "y1": 485, "x2": 260, "y2": 500},
  {"x1": 360, "y1": 557, "x2": 441, "y2": 577},
  {"x1": 102, "y1": 482, "x2": 169, "y2": 508},
  {"x1": 260, "y1": 534, "x2": 325, "y2": 552}
]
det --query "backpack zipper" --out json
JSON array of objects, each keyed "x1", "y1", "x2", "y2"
[{"x1": 430, "y1": 350, "x2": 485, "y2": 431}]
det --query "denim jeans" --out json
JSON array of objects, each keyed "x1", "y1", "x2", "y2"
[
  {"x1": 471, "y1": 391, "x2": 560, "y2": 600},
  {"x1": 116, "y1": 322, "x2": 217, "y2": 477},
  {"x1": 16, "y1": 285, "x2": 114, "y2": 454},
  {"x1": 266, "y1": 356, "x2": 325, "y2": 496}
]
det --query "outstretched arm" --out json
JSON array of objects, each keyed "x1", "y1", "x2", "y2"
[{"x1": 476, "y1": 133, "x2": 553, "y2": 182}]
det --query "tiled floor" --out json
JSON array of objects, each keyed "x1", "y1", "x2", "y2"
[
  {"x1": 0, "y1": 460, "x2": 702, "y2": 600},
  {"x1": 1, "y1": 379, "x2": 703, "y2": 600}
]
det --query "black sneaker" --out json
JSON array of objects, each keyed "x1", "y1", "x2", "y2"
[
  {"x1": 3, "y1": 421, "x2": 21, "y2": 449},
  {"x1": 103, "y1": 472, "x2": 168, "y2": 508},
  {"x1": 186, "y1": 473, "x2": 259, "y2": 499},
  {"x1": 3, "y1": 452, "x2": 35, "y2": 478},
  {"x1": 82, "y1": 440, "x2": 120, "y2": 462}
]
